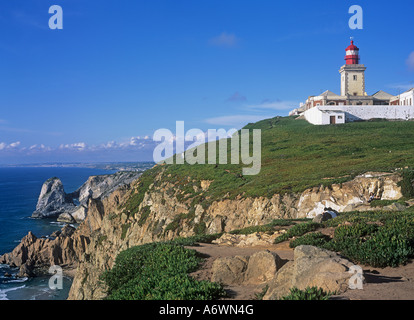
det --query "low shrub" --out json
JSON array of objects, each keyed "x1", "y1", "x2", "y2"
[
  {"x1": 289, "y1": 232, "x2": 331, "y2": 248},
  {"x1": 101, "y1": 243, "x2": 225, "y2": 300},
  {"x1": 274, "y1": 222, "x2": 322, "y2": 244},
  {"x1": 281, "y1": 287, "x2": 333, "y2": 300}
]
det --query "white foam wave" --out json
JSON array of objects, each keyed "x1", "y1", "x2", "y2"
[
  {"x1": 4, "y1": 277, "x2": 28, "y2": 283},
  {"x1": 0, "y1": 285, "x2": 26, "y2": 300}
]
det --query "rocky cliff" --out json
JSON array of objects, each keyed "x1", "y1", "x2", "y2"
[
  {"x1": 31, "y1": 177, "x2": 75, "y2": 218},
  {"x1": 31, "y1": 171, "x2": 142, "y2": 223},
  {"x1": 67, "y1": 169, "x2": 403, "y2": 300},
  {"x1": 1, "y1": 167, "x2": 404, "y2": 300}
]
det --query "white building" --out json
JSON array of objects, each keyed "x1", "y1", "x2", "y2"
[
  {"x1": 294, "y1": 40, "x2": 414, "y2": 125},
  {"x1": 390, "y1": 88, "x2": 414, "y2": 106}
]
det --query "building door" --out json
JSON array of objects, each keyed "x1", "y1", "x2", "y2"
[{"x1": 330, "y1": 116, "x2": 336, "y2": 124}]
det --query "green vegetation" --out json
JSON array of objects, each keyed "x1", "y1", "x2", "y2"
[
  {"x1": 138, "y1": 206, "x2": 151, "y2": 226},
  {"x1": 281, "y1": 287, "x2": 334, "y2": 300},
  {"x1": 157, "y1": 117, "x2": 414, "y2": 205},
  {"x1": 289, "y1": 232, "x2": 330, "y2": 248},
  {"x1": 274, "y1": 222, "x2": 321, "y2": 244},
  {"x1": 101, "y1": 242, "x2": 225, "y2": 300},
  {"x1": 121, "y1": 223, "x2": 131, "y2": 240},
  {"x1": 398, "y1": 169, "x2": 414, "y2": 198},
  {"x1": 229, "y1": 219, "x2": 296, "y2": 236},
  {"x1": 287, "y1": 209, "x2": 414, "y2": 268},
  {"x1": 369, "y1": 199, "x2": 399, "y2": 208}
]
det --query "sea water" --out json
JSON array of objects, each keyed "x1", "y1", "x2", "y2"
[{"x1": 0, "y1": 167, "x2": 116, "y2": 300}]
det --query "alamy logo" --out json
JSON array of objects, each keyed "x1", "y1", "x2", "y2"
[
  {"x1": 153, "y1": 121, "x2": 261, "y2": 176},
  {"x1": 348, "y1": 265, "x2": 364, "y2": 290},
  {"x1": 49, "y1": 5, "x2": 63, "y2": 30},
  {"x1": 48, "y1": 265, "x2": 63, "y2": 290},
  {"x1": 349, "y1": 5, "x2": 363, "y2": 30}
]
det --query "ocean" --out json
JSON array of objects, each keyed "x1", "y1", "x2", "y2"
[{"x1": 0, "y1": 167, "x2": 117, "y2": 300}]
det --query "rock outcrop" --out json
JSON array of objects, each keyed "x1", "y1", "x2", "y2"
[
  {"x1": 32, "y1": 171, "x2": 142, "y2": 223},
  {"x1": 212, "y1": 231, "x2": 287, "y2": 247},
  {"x1": 263, "y1": 245, "x2": 364, "y2": 300},
  {"x1": 211, "y1": 251, "x2": 285, "y2": 286},
  {"x1": 0, "y1": 226, "x2": 89, "y2": 277},
  {"x1": 31, "y1": 178, "x2": 75, "y2": 218}
]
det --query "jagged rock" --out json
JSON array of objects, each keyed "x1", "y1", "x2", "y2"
[
  {"x1": 17, "y1": 260, "x2": 35, "y2": 277},
  {"x1": 73, "y1": 171, "x2": 142, "y2": 207},
  {"x1": 211, "y1": 256, "x2": 250, "y2": 285},
  {"x1": 70, "y1": 205, "x2": 87, "y2": 222},
  {"x1": 263, "y1": 245, "x2": 364, "y2": 300},
  {"x1": 60, "y1": 225, "x2": 76, "y2": 237},
  {"x1": 0, "y1": 226, "x2": 88, "y2": 274},
  {"x1": 57, "y1": 212, "x2": 76, "y2": 223},
  {"x1": 32, "y1": 178, "x2": 75, "y2": 218}
]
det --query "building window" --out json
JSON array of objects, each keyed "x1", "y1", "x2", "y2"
[
  {"x1": 338, "y1": 116, "x2": 343, "y2": 120},
  {"x1": 353, "y1": 92, "x2": 358, "y2": 96},
  {"x1": 353, "y1": 75, "x2": 357, "y2": 81}
]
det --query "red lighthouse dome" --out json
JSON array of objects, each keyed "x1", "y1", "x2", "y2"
[{"x1": 345, "y1": 40, "x2": 360, "y2": 65}]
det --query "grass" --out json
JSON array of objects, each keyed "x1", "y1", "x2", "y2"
[{"x1": 148, "y1": 117, "x2": 414, "y2": 206}]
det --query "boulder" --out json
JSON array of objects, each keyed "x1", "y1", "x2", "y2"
[
  {"x1": 312, "y1": 212, "x2": 332, "y2": 223},
  {"x1": 244, "y1": 251, "x2": 285, "y2": 284},
  {"x1": 211, "y1": 251, "x2": 285, "y2": 286},
  {"x1": 211, "y1": 256, "x2": 249, "y2": 285},
  {"x1": 383, "y1": 202, "x2": 407, "y2": 212},
  {"x1": 263, "y1": 245, "x2": 364, "y2": 300}
]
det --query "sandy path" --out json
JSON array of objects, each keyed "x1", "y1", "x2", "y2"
[{"x1": 186, "y1": 242, "x2": 294, "y2": 300}]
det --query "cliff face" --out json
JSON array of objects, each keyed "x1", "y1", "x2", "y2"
[
  {"x1": 32, "y1": 177, "x2": 75, "y2": 218},
  {"x1": 31, "y1": 171, "x2": 142, "y2": 223},
  {"x1": 1, "y1": 167, "x2": 403, "y2": 299},
  {"x1": 67, "y1": 169, "x2": 403, "y2": 300}
]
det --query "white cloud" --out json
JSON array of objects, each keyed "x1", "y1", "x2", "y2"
[
  {"x1": 59, "y1": 142, "x2": 87, "y2": 151},
  {"x1": 406, "y1": 51, "x2": 414, "y2": 71},
  {"x1": 209, "y1": 32, "x2": 239, "y2": 48},
  {"x1": 0, "y1": 141, "x2": 21, "y2": 150}
]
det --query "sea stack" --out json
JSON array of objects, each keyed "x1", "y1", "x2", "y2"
[{"x1": 31, "y1": 177, "x2": 75, "y2": 219}]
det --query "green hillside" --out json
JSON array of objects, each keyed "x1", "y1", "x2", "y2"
[{"x1": 144, "y1": 116, "x2": 414, "y2": 203}]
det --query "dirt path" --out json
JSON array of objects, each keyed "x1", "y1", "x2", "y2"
[
  {"x1": 187, "y1": 242, "x2": 414, "y2": 300},
  {"x1": 186, "y1": 242, "x2": 294, "y2": 300},
  {"x1": 337, "y1": 263, "x2": 414, "y2": 300}
]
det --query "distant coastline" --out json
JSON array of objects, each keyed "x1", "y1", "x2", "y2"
[{"x1": 0, "y1": 162, "x2": 155, "y2": 172}]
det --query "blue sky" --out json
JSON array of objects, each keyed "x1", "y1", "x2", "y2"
[{"x1": 0, "y1": 0, "x2": 413, "y2": 164}]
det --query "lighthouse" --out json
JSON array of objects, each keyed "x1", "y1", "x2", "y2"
[
  {"x1": 345, "y1": 40, "x2": 360, "y2": 64},
  {"x1": 339, "y1": 39, "x2": 366, "y2": 97}
]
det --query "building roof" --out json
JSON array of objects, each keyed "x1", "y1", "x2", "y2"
[
  {"x1": 319, "y1": 90, "x2": 341, "y2": 98},
  {"x1": 346, "y1": 40, "x2": 359, "y2": 51},
  {"x1": 372, "y1": 90, "x2": 393, "y2": 100},
  {"x1": 402, "y1": 88, "x2": 414, "y2": 94}
]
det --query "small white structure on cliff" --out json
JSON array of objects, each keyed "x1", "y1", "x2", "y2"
[{"x1": 294, "y1": 40, "x2": 414, "y2": 125}]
